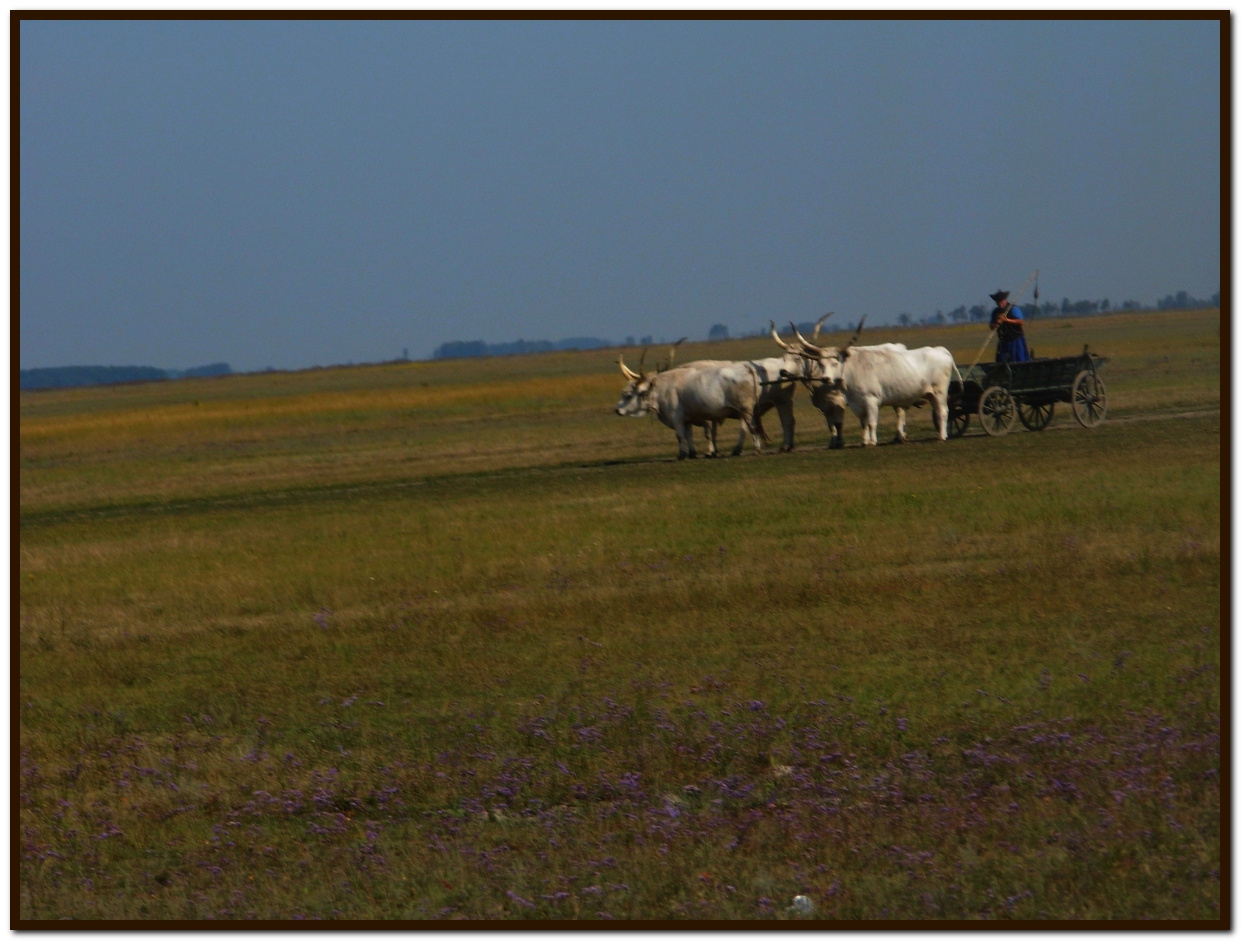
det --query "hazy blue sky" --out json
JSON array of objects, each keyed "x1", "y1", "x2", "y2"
[{"x1": 20, "y1": 17, "x2": 1221, "y2": 373}]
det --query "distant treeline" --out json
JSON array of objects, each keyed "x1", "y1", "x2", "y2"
[
  {"x1": 433, "y1": 337, "x2": 613, "y2": 360},
  {"x1": 26, "y1": 290, "x2": 1218, "y2": 382},
  {"x1": 20, "y1": 362, "x2": 232, "y2": 391},
  {"x1": 894, "y1": 290, "x2": 1220, "y2": 328},
  {"x1": 1154, "y1": 290, "x2": 1221, "y2": 311},
  {"x1": 435, "y1": 291, "x2": 1219, "y2": 360}
]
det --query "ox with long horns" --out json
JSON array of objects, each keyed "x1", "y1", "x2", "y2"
[
  {"x1": 614, "y1": 349, "x2": 768, "y2": 459},
  {"x1": 782, "y1": 317, "x2": 958, "y2": 446},
  {"x1": 662, "y1": 335, "x2": 804, "y2": 452},
  {"x1": 771, "y1": 316, "x2": 898, "y2": 448}
]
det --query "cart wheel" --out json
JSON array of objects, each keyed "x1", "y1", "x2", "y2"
[
  {"x1": 978, "y1": 386, "x2": 1015, "y2": 436},
  {"x1": 947, "y1": 407, "x2": 970, "y2": 439},
  {"x1": 1018, "y1": 401, "x2": 1055, "y2": 431},
  {"x1": 1071, "y1": 370, "x2": 1108, "y2": 427}
]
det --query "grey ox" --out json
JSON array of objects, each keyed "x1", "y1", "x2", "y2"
[
  {"x1": 672, "y1": 356, "x2": 799, "y2": 453},
  {"x1": 778, "y1": 318, "x2": 960, "y2": 447},
  {"x1": 614, "y1": 355, "x2": 768, "y2": 459},
  {"x1": 646, "y1": 335, "x2": 803, "y2": 453},
  {"x1": 771, "y1": 321, "x2": 914, "y2": 448}
]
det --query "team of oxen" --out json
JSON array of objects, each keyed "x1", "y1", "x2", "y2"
[{"x1": 613, "y1": 314, "x2": 962, "y2": 458}]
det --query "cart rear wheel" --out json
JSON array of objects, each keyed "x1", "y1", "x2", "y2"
[
  {"x1": 1018, "y1": 400, "x2": 1055, "y2": 431},
  {"x1": 947, "y1": 405, "x2": 970, "y2": 438},
  {"x1": 978, "y1": 386, "x2": 1015, "y2": 436},
  {"x1": 1071, "y1": 370, "x2": 1108, "y2": 427}
]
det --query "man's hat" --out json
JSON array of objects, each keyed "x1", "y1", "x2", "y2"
[{"x1": 989, "y1": 290, "x2": 1009, "y2": 303}]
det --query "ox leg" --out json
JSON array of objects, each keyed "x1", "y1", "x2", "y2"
[
  {"x1": 932, "y1": 394, "x2": 949, "y2": 440},
  {"x1": 698, "y1": 421, "x2": 719, "y2": 458},
  {"x1": 729, "y1": 423, "x2": 748, "y2": 457},
  {"x1": 731, "y1": 409, "x2": 764, "y2": 456},
  {"x1": 748, "y1": 421, "x2": 764, "y2": 455},
  {"x1": 892, "y1": 407, "x2": 908, "y2": 444},
  {"x1": 861, "y1": 403, "x2": 880, "y2": 446},
  {"x1": 777, "y1": 401, "x2": 795, "y2": 452},
  {"x1": 750, "y1": 408, "x2": 770, "y2": 454},
  {"x1": 751, "y1": 412, "x2": 767, "y2": 448},
  {"x1": 823, "y1": 400, "x2": 846, "y2": 449},
  {"x1": 673, "y1": 420, "x2": 696, "y2": 459}
]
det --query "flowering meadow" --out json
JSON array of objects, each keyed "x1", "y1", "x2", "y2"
[{"x1": 18, "y1": 310, "x2": 1222, "y2": 922}]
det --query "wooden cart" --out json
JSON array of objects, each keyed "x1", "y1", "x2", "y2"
[{"x1": 947, "y1": 346, "x2": 1108, "y2": 437}]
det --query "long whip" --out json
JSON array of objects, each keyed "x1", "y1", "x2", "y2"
[{"x1": 963, "y1": 328, "x2": 997, "y2": 377}]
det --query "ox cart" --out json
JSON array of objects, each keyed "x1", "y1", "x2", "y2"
[{"x1": 947, "y1": 346, "x2": 1108, "y2": 437}]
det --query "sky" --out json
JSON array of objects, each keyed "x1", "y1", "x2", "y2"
[{"x1": 19, "y1": 17, "x2": 1222, "y2": 373}]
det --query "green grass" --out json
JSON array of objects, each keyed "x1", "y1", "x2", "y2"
[{"x1": 18, "y1": 309, "x2": 1221, "y2": 922}]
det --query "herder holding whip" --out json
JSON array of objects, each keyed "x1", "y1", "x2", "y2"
[{"x1": 988, "y1": 289, "x2": 1033, "y2": 363}]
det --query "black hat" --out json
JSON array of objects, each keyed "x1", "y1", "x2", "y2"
[{"x1": 989, "y1": 290, "x2": 1009, "y2": 303}]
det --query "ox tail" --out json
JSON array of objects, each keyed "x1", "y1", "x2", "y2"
[
  {"x1": 951, "y1": 359, "x2": 965, "y2": 389},
  {"x1": 752, "y1": 414, "x2": 771, "y2": 445}
]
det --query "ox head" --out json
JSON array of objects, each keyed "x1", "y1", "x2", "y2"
[
  {"x1": 771, "y1": 313, "x2": 833, "y2": 382},
  {"x1": 615, "y1": 351, "x2": 657, "y2": 417},
  {"x1": 791, "y1": 314, "x2": 867, "y2": 386},
  {"x1": 615, "y1": 338, "x2": 690, "y2": 416}
]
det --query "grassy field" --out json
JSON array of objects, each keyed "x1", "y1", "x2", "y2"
[{"x1": 18, "y1": 309, "x2": 1222, "y2": 922}]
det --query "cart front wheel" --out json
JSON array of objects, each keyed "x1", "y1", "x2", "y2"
[
  {"x1": 947, "y1": 405, "x2": 970, "y2": 438},
  {"x1": 1018, "y1": 400, "x2": 1055, "y2": 432},
  {"x1": 978, "y1": 386, "x2": 1016, "y2": 436},
  {"x1": 1071, "y1": 370, "x2": 1108, "y2": 427}
]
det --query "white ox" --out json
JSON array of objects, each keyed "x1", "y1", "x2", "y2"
[
  {"x1": 678, "y1": 356, "x2": 798, "y2": 453},
  {"x1": 614, "y1": 356, "x2": 767, "y2": 459},
  {"x1": 659, "y1": 334, "x2": 801, "y2": 452},
  {"x1": 771, "y1": 323, "x2": 915, "y2": 448},
  {"x1": 785, "y1": 321, "x2": 959, "y2": 446},
  {"x1": 708, "y1": 313, "x2": 843, "y2": 452}
]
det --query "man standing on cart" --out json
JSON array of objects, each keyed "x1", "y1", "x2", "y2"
[{"x1": 988, "y1": 289, "x2": 1032, "y2": 363}]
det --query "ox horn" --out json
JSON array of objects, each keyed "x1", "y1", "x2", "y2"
[
  {"x1": 791, "y1": 321, "x2": 826, "y2": 357},
  {"x1": 810, "y1": 311, "x2": 834, "y2": 342},
  {"x1": 665, "y1": 337, "x2": 688, "y2": 370},
  {"x1": 770, "y1": 320, "x2": 796, "y2": 352},
  {"x1": 617, "y1": 354, "x2": 641, "y2": 381},
  {"x1": 840, "y1": 314, "x2": 867, "y2": 356}
]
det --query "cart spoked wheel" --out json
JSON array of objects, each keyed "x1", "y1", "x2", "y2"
[
  {"x1": 1071, "y1": 370, "x2": 1108, "y2": 427},
  {"x1": 947, "y1": 405, "x2": 970, "y2": 438},
  {"x1": 1018, "y1": 401, "x2": 1055, "y2": 432},
  {"x1": 978, "y1": 386, "x2": 1016, "y2": 436}
]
